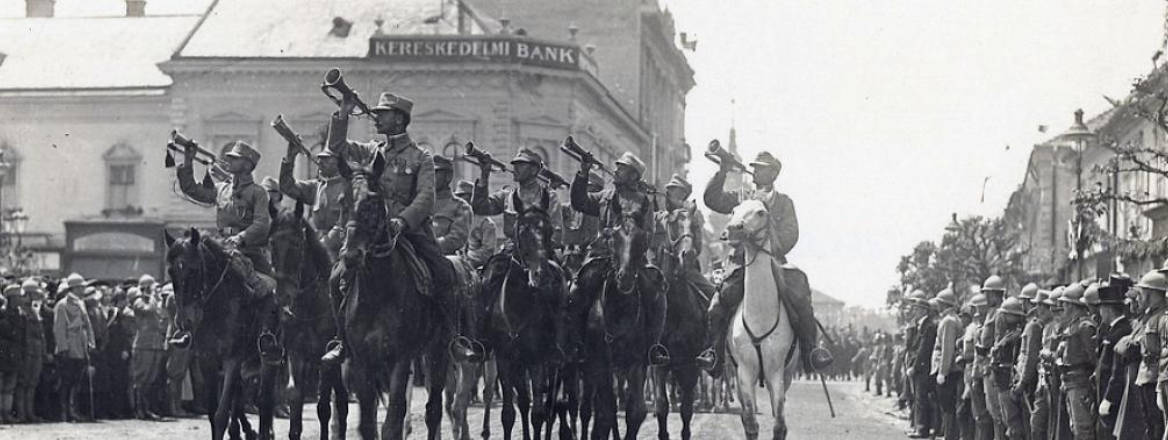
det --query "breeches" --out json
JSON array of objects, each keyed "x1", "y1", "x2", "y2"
[{"x1": 1063, "y1": 377, "x2": 1096, "y2": 440}]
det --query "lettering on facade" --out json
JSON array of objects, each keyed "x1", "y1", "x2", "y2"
[{"x1": 369, "y1": 36, "x2": 579, "y2": 70}]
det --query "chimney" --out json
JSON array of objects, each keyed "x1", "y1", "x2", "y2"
[
  {"x1": 25, "y1": 0, "x2": 55, "y2": 18},
  {"x1": 126, "y1": 0, "x2": 146, "y2": 17}
]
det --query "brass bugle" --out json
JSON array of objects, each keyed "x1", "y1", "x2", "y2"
[
  {"x1": 270, "y1": 115, "x2": 321, "y2": 167},
  {"x1": 166, "y1": 143, "x2": 213, "y2": 166},
  {"x1": 704, "y1": 139, "x2": 753, "y2": 176},
  {"x1": 539, "y1": 168, "x2": 569, "y2": 189},
  {"x1": 321, "y1": 68, "x2": 372, "y2": 116},
  {"x1": 560, "y1": 136, "x2": 613, "y2": 176},
  {"x1": 170, "y1": 129, "x2": 218, "y2": 161},
  {"x1": 463, "y1": 142, "x2": 509, "y2": 172}
]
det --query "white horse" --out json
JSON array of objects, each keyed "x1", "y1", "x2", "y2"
[{"x1": 725, "y1": 199, "x2": 799, "y2": 440}]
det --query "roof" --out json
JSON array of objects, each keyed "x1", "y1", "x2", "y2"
[
  {"x1": 0, "y1": 14, "x2": 202, "y2": 90},
  {"x1": 812, "y1": 289, "x2": 845, "y2": 306},
  {"x1": 177, "y1": 0, "x2": 499, "y2": 58},
  {"x1": 0, "y1": 0, "x2": 212, "y2": 18}
]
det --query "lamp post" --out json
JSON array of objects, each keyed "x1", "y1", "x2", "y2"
[{"x1": 1058, "y1": 108, "x2": 1095, "y2": 281}]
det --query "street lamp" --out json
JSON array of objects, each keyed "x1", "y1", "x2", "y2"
[{"x1": 1057, "y1": 108, "x2": 1095, "y2": 280}]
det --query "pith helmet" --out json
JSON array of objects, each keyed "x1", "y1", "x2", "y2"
[
  {"x1": 999, "y1": 297, "x2": 1026, "y2": 317},
  {"x1": 66, "y1": 273, "x2": 86, "y2": 288},
  {"x1": 968, "y1": 293, "x2": 988, "y2": 308},
  {"x1": 454, "y1": 180, "x2": 474, "y2": 196},
  {"x1": 1083, "y1": 282, "x2": 1102, "y2": 306},
  {"x1": 1137, "y1": 270, "x2": 1168, "y2": 293},
  {"x1": 1060, "y1": 283, "x2": 1087, "y2": 307},
  {"x1": 1034, "y1": 290, "x2": 1050, "y2": 305},
  {"x1": 260, "y1": 176, "x2": 279, "y2": 193},
  {"x1": 982, "y1": 275, "x2": 1006, "y2": 293},
  {"x1": 664, "y1": 174, "x2": 692, "y2": 194},
  {"x1": 933, "y1": 288, "x2": 957, "y2": 309},
  {"x1": 1019, "y1": 283, "x2": 1039, "y2": 300}
]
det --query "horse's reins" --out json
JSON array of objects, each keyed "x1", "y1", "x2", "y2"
[
  {"x1": 734, "y1": 215, "x2": 797, "y2": 386},
  {"x1": 499, "y1": 207, "x2": 553, "y2": 342}
]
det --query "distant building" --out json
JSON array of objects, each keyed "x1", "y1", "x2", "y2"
[{"x1": 812, "y1": 289, "x2": 845, "y2": 325}]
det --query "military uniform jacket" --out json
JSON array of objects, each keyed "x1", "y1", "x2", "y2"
[
  {"x1": 703, "y1": 170, "x2": 798, "y2": 262},
  {"x1": 466, "y1": 215, "x2": 497, "y2": 264},
  {"x1": 328, "y1": 113, "x2": 434, "y2": 230},
  {"x1": 904, "y1": 323, "x2": 919, "y2": 371},
  {"x1": 1134, "y1": 307, "x2": 1163, "y2": 385},
  {"x1": 962, "y1": 320, "x2": 983, "y2": 383},
  {"x1": 562, "y1": 203, "x2": 600, "y2": 248},
  {"x1": 129, "y1": 296, "x2": 166, "y2": 351},
  {"x1": 914, "y1": 315, "x2": 938, "y2": 375},
  {"x1": 1100, "y1": 316, "x2": 1132, "y2": 405},
  {"x1": 279, "y1": 158, "x2": 350, "y2": 234},
  {"x1": 975, "y1": 309, "x2": 999, "y2": 378},
  {"x1": 931, "y1": 312, "x2": 963, "y2": 376},
  {"x1": 432, "y1": 188, "x2": 472, "y2": 255},
  {"x1": 1013, "y1": 317, "x2": 1045, "y2": 393},
  {"x1": 570, "y1": 172, "x2": 656, "y2": 241},
  {"x1": 472, "y1": 178, "x2": 562, "y2": 245},
  {"x1": 52, "y1": 294, "x2": 94, "y2": 360},
  {"x1": 178, "y1": 166, "x2": 271, "y2": 248},
  {"x1": 653, "y1": 202, "x2": 705, "y2": 261},
  {"x1": 1155, "y1": 308, "x2": 1168, "y2": 382},
  {"x1": 1057, "y1": 315, "x2": 1098, "y2": 378}
]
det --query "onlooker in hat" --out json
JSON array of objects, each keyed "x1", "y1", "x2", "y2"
[
  {"x1": 0, "y1": 284, "x2": 25, "y2": 423},
  {"x1": 104, "y1": 287, "x2": 134, "y2": 419},
  {"x1": 14, "y1": 279, "x2": 46, "y2": 423},
  {"x1": 160, "y1": 281, "x2": 193, "y2": 418},
  {"x1": 129, "y1": 277, "x2": 167, "y2": 421},
  {"x1": 53, "y1": 273, "x2": 95, "y2": 422}
]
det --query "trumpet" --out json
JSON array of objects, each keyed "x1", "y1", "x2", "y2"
[
  {"x1": 321, "y1": 68, "x2": 372, "y2": 117},
  {"x1": 462, "y1": 142, "x2": 509, "y2": 173},
  {"x1": 164, "y1": 129, "x2": 220, "y2": 168},
  {"x1": 539, "y1": 168, "x2": 570, "y2": 189},
  {"x1": 704, "y1": 139, "x2": 753, "y2": 176},
  {"x1": 271, "y1": 115, "x2": 321, "y2": 167},
  {"x1": 560, "y1": 136, "x2": 613, "y2": 176}
]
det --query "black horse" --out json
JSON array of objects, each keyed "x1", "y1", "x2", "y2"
[
  {"x1": 651, "y1": 205, "x2": 708, "y2": 440},
  {"x1": 165, "y1": 229, "x2": 280, "y2": 440},
  {"x1": 269, "y1": 203, "x2": 349, "y2": 440},
  {"x1": 565, "y1": 197, "x2": 666, "y2": 440},
  {"x1": 333, "y1": 152, "x2": 450, "y2": 440},
  {"x1": 482, "y1": 194, "x2": 567, "y2": 440}
]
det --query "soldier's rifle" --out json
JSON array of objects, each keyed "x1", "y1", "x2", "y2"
[{"x1": 271, "y1": 114, "x2": 322, "y2": 168}]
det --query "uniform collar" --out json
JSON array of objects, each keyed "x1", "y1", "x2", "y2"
[
  {"x1": 383, "y1": 132, "x2": 412, "y2": 153},
  {"x1": 518, "y1": 178, "x2": 543, "y2": 193},
  {"x1": 232, "y1": 173, "x2": 255, "y2": 189}
]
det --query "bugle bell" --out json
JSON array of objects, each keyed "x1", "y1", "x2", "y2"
[
  {"x1": 462, "y1": 142, "x2": 509, "y2": 173},
  {"x1": 704, "y1": 139, "x2": 753, "y2": 176},
  {"x1": 164, "y1": 129, "x2": 219, "y2": 168},
  {"x1": 560, "y1": 136, "x2": 612, "y2": 176},
  {"x1": 270, "y1": 115, "x2": 321, "y2": 167},
  {"x1": 321, "y1": 68, "x2": 372, "y2": 116}
]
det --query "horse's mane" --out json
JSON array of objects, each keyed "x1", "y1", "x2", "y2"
[{"x1": 302, "y1": 222, "x2": 332, "y2": 270}]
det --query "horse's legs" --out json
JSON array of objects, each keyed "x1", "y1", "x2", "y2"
[
  {"x1": 765, "y1": 363, "x2": 793, "y2": 440},
  {"x1": 425, "y1": 350, "x2": 451, "y2": 440},
  {"x1": 260, "y1": 362, "x2": 279, "y2": 440},
  {"x1": 354, "y1": 367, "x2": 378, "y2": 440},
  {"x1": 288, "y1": 356, "x2": 306, "y2": 440},
  {"x1": 586, "y1": 364, "x2": 615, "y2": 440},
  {"x1": 579, "y1": 371, "x2": 594, "y2": 440},
  {"x1": 326, "y1": 365, "x2": 349, "y2": 440},
  {"x1": 556, "y1": 365, "x2": 577, "y2": 440},
  {"x1": 499, "y1": 358, "x2": 518, "y2": 440},
  {"x1": 652, "y1": 367, "x2": 670, "y2": 440},
  {"x1": 236, "y1": 400, "x2": 259, "y2": 440},
  {"x1": 676, "y1": 365, "x2": 699, "y2": 440},
  {"x1": 453, "y1": 362, "x2": 476, "y2": 440},
  {"x1": 445, "y1": 363, "x2": 460, "y2": 440},
  {"x1": 515, "y1": 370, "x2": 533, "y2": 440},
  {"x1": 380, "y1": 361, "x2": 413, "y2": 440},
  {"x1": 528, "y1": 365, "x2": 549, "y2": 440},
  {"x1": 482, "y1": 358, "x2": 498, "y2": 440},
  {"x1": 213, "y1": 359, "x2": 242, "y2": 440},
  {"x1": 312, "y1": 362, "x2": 330, "y2": 440},
  {"x1": 624, "y1": 367, "x2": 648, "y2": 440},
  {"x1": 735, "y1": 362, "x2": 760, "y2": 440}
]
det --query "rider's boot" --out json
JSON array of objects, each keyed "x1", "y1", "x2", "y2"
[
  {"x1": 646, "y1": 287, "x2": 671, "y2": 366},
  {"x1": 697, "y1": 273, "x2": 741, "y2": 375},
  {"x1": 256, "y1": 301, "x2": 283, "y2": 366},
  {"x1": 321, "y1": 260, "x2": 351, "y2": 365}
]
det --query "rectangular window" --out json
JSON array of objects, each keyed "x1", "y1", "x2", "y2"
[{"x1": 106, "y1": 163, "x2": 138, "y2": 209}]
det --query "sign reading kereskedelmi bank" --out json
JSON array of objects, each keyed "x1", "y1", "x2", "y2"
[{"x1": 369, "y1": 36, "x2": 581, "y2": 71}]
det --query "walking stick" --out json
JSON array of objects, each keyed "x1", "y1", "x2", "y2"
[{"x1": 819, "y1": 373, "x2": 836, "y2": 418}]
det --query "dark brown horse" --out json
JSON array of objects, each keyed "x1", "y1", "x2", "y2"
[
  {"x1": 483, "y1": 194, "x2": 567, "y2": 440},
  {"x1": 333, "y1": 152, "x2": 449, "y2": 440},
  {"x1": 651, "y1": 204, "x2": 708, "y2": 440},
  {"x1": 164, "y1": 229, "x2": 280, "y2": 440},
  {"x1": 269, "y1": 203, "x2": 349, "y2": 440},
  {"x1": 566, "y1": 197, "x2": 665, "y2": 440}
]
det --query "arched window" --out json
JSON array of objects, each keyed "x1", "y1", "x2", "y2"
[
  {"x1": 0, "y1": 142, "x2": 21, "y2": 211},
  {"x1": 103, "y1": 143, "x2": 142, "y2": 211}
]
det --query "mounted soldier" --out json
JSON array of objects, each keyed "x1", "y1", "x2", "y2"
[
  {"x1": 279, "y1": 142, "x2": 350, "y2": 259},
  {"x1": 562, "y1": 171, "x2": 603, "y2": 269},
  {"x1": 569, "y1": 150, "x2": 669, "y2": 365},
  {"x1": 453, "y1": 180, "x2": 497, "y2": 268},
  {"x1": 652, "y1": 173, "x2": 715, "y2": 299},
  {"x1": 320, "y1": 91, "x2": 476, "y2": 364},
  {"x1": 431, "y1": 156, "x2": 472, "y2": 256},
  {"x1": 171, "y1": 140, "x2": 281, "y2": 365},
  {"x1": 697, "y1": 143, "x2": 824, "y2": 374}
]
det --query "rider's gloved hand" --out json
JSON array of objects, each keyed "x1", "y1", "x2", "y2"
[{"x1": 388, "y1": 218, "x2": 407, "y2": 237}]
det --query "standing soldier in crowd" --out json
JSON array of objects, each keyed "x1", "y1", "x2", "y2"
[
  {"x1": 991, "y1": 296, "x2": 1027, "y2": 440},
  {"x1": 279, "y1": 142, "x2": 349, "y2": 258},
  {"x1": 902, "y1": 292, "x2": 923, "y2": 417},
  {"x1": 1127, "y1": 271, "x2": 1166, "y2": 440},
  {"x1": 53, "y1": 273, "x2": 95, "y2": 423},
  {"x1": 129, "y1": 279, "x2": 167, "y2": 421},
  {"x1": 963, "y1": 293, "x2": 990, "y2": 440},
  {"x1": 1109, "y1": 279, "x2": 1148, "y2": 439},
  {"x1": 908, "y1": 291, "x2": 938, "y2": 439},
  {"x1": 430, "y1": 156, "x2": 471, "y2": 256},
  {"x1": 931, "y1": 289, "x2": 962, "y2": 440},
  {"x1": 977, "y1": 276, "x2": 1007, "y2": 440},
  {"x1": 1015, "y1": 289, "x2": 1054, "y2": 440},
  {"x1": 16, "y1": 279, "x2": 47, "y2": 423},
  {"x1": 1095, "y1": 274, "x2": 1133, "y2": 439},
  {"x1": 0, "y1": 285, "x2": 24, "y2": 423},
  {"x1": 453, "y1": 181, "x2": 497, "y2": 269},
  {"x1": 1056, "y1": 283, "x2": 1098, "y2": 440}
]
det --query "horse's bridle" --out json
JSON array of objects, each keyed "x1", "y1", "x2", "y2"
[{"x1": 190, "y1": 241, "x2": 232, "y2": 308}]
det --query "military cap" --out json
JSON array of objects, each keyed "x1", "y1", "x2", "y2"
[
  {"x1": 1060, "y1": 282, "x2": 1087, "y2": 307},
  {"x1": 161, "y1": 283, "x2": 174, "y2": 295},
  {"x1": 998, "y1": 297, "x2": 1026, "y2": 317},
  {"x1": 615, "y1": 152, "x2": 646, "y2": 176},
  {"x1": 511, "y1": 148, "x2": 544, "y2": 166},
  {"x1": 260, "y1": 176, "x2": 280, "y2": 193},
  {"x1": 934, "y1": 288, "x2": 958, "y2": 309},
  {"x1": 981, "y1": 275, "x2": 1006, "y2": 293},
  {"x1": 968, "y1": 293, "x2": 988, "y2": 308},
  {"x1": 1019, "y1": 283, "x2": 1039, "y2": 300},
  {"x1": 1137, "y1": 270, "x2": 1168, "y2": 293},
  {"x1": 66, "y1": 273, "x2": 86, "y2": 288},
  {"x1": 454, "y1": 180, "x2": 474, "y2": 196},
  {"x1": 664, "y1": 174, "x2": 693, "y2": 193},
  {"x1": 1083, "y1": 282, "x2": 1102, "y2": 306},
  {"x1": 315, "y1": 148, "x2": 335, "y2": 158},
  {"x1": 370, "y1": 92, "x2": 414, "y2": 115},
  {"x1": 1047, "y1": 286, "x2": 1065, "y2": 307},
  {"x1": 1034, "y1": 290, "x2": 1050, "y2": 305},
  {"x1": 748, "y1": 151, "x2": 783, "y2": 173},
  {"x1": 434, "y1": 155, "x2": 454, "y2": 172},
  {"x1": 224, "y1": 141, "x2": 261, "y2": 167}
]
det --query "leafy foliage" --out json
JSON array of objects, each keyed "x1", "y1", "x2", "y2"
[{"x1": 890, "y1": 215, "x2": 1026, "y2": 306}]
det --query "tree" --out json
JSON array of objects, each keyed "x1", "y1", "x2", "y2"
[{"x1": 889, "y1": 215, "x2": 1027, "y2": 306}]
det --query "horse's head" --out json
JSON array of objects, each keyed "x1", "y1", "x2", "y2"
[
  {"x1": 513, "y1": 194, "x2": 553, "y2": 288},
  {"x1": 337, "y1": 152, "x2": 388, "y2": 262},
  {"x1": 662, "y1": 202, "x2": 698, "y2": 275},
  {"x1": 725, "y1": 199, "x2": 769, "y2": 246},
  {"x1": 269, "y1": 202, "x2": 311, "y2": 291},
  {"x1": 606, "y1": 196, "x2": 651, "y2": 295},
  {"x1": 163, "y1": 228, "x2": 230, "y2": 340}
]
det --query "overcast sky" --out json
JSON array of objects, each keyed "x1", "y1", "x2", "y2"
[{"x1": 663, "y1": 0, "x2": 1165, "y2": 308}]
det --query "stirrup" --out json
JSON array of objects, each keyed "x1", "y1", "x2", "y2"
[
  {"x1": 257, "y1": 331, "x2": 283, "y2": 365},
  {"x1": 648, "y1": 343, "x2": 671, "y2": 366},
  {"x1": 321, "y1": 340, "x2": 345, "y2": 364},
  {"x1": 449, "y1": 336, "x2": 484, "y2": 363},
  {"x1": 168, "y1": 331, "x2": 192, "y2": 349},
  {"x1": 696, "y1": 348, "x2": 718, "y2": 371}
]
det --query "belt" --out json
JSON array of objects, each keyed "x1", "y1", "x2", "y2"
[{"x1": 1056, "y1": 364, "x2": 1092, "y2": 375}]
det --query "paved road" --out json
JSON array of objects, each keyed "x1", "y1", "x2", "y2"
[{"x1": 1, "y1": 380, "x2": 909, "y2": 439}]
